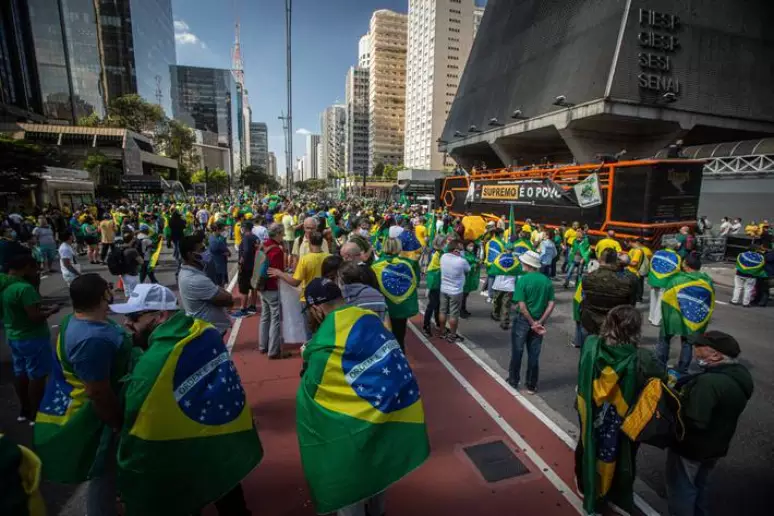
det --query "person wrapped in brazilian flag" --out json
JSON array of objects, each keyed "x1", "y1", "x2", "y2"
[
  {"x1": 575, "y1": 305, "x2": 665, "y2": 515},
  {"x1": 731, "y1": 249, "x2": 767, "y2": 307},
  {"x1": 298, "y1": 278, "x2": 430, "y2": 515},
  {"x1": 461, "y1": 240, "x2": 481, "y2": 318},
  {"x1": 488, "y1": 247, "x2": 522, "y2": 330},
  {"x1": 111, "y1": 284, "x2": 262, "y2": 516},
  {"x1": 372, "y1": 237, "x2": 419, "y2": 351},
  {"x1": 646, "y1": 247, "x2": 681, "y2": 326}
]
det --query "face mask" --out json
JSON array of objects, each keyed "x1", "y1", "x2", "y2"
[
  {"x1": 358, "y1": 228, "x2": 370, "y2": 237},
  {"x1": 697, "y1": 359, "x2": 710, "y2": 368},
  {"x1": 221, "y1": 230, "x2": 229, "y2": 238}
]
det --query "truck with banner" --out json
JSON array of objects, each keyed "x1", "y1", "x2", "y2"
[{"x1": 436, "y1": 159, "x2": 705, "y2": 246}]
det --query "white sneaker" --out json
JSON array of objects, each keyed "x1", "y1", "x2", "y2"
[
  {"x1": 479, "y1": 290, "x2": 488, "y2": 296},
  {"x1": 16, "y1": 416, "x2": 27, "y2": 423},
  {"x1": 486, "y1": 297, "x2": 493, "y2": 304}
]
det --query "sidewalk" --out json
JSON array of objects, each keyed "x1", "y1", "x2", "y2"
[{"x1": 212, "y1": 304, "x2": 588, "y2": 516}]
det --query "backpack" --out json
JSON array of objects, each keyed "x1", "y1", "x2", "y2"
[
  {"x1": 621, "y1": 377, "x2": 685, "y2": 449},
  {"x1": 106, "y1": 248, "x2": 128, "y2": 275}
]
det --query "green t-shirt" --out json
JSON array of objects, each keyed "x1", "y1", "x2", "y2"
[
  {"x1": 512, "y1": 271, "x2": 555, "y2": 320},
  {"x1": 1, "y1": 281, "x2": 49, "y2": 340}
]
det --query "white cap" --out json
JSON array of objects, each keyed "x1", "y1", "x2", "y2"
[
  {"x1": 519, "y1": 250, "x2": 542, "y2": 270},
  {"x1": 388, "y1": 226, "x2": 405, "y2": 239},
  {"x1": 110, "y1": 284, "x2": 179, "y2": 314}
]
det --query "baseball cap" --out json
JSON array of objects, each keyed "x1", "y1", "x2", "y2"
[
  {"x1": 110, "y1": 284, "x2": 179, "y2": 314},
  {"x1": 303, "y1": 278, "x2": 342, "y2": 311},
  {"x1": 688, "y1": 331, "x2": 741, "y2": 358}
]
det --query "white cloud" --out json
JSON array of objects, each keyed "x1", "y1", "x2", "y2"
[
  {"x1": 173, "y1": 19, "x2": 207, "y2": 49},
  {"x1": 296, "y1": 128, "x2": 312, "y2": 135}
]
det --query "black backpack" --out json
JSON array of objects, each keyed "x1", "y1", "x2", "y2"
[
  {"x1": 106, "y1": 248, "x2": 128, "y2": 275},
  {"x1": 621, "y1": 377, "x2": 685, "y2": 449}
]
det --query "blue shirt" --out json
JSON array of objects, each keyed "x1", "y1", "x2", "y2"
[
  {"x1": 207, "y1": 235, "x2": 229, "y2": 274},
  {"x1": 64, "y1": 317, "x2": 126, "y2": 382},
  {"x1": 538, "y1": 239, "x2": 557, "y2": 266}
]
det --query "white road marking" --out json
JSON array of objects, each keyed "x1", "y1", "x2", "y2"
[
  {"x1": 225, "y1": 265, "x2": 241, "y2": 354},
  {"x1": 716, "y1": 300, "x2": 728, "y2": 305},
  {"x1": 407, "y1": 322, "x2": 584, "y2": 513}
]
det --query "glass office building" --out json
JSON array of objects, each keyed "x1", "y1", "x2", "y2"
[
  {"x1": 9, "y1": 0, "x2": 175, "y2": 122},
  {"x1": 171, "y1": 65, "x2": 241, "y2": 177}
]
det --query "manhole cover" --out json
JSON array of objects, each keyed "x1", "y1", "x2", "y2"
[{"x1": 463, "y1": 440, "x2": 529, "y2": 483}]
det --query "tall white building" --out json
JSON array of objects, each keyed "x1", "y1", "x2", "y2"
[
  {"x1": 367, "y1": 10, "x2": 408, "y2": 172},
  {"x1": 295, "y1": 156, "x2": 305, "y2": 182},
  {"x1": 320, "y1": 104, "x2": 347, "y2": 180},
  {"x1": 267, "y1": 151, "x2": 277, "y2": 178},
  {"x1": 473, "y1": 5, "x2": 485, "y2": 36},
  {"x1": 404, "y1": 0, "x2": 481, "y2": 170},
  {"x1": 346, "y1": 66, "x2": 370, "y2": 178},
  {"x1": 304, "y1": 133, "x2": 321, "y2": 179},
  {"x1": 249, "y1": 122, "x2": 268, "y2": 172},
  {"x1": 358, "y1": 34, "x2": 371, "y2": 68}
]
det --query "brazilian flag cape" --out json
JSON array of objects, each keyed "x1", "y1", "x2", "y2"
[
  {"x1": 426, "y1": 250, "x2": 442, "y2": 291},
  {"x1": 0, "y1": 434, "x2": 46, "y2": 516},
  {"x1": 576, "y1": 336, "x2": 639, "y2": 515},
  {"x1": 488, "y1": 250, "x2": 521, "y2": 277},
  {"x1": 736, "y1": 251, "x2": 766, "y2": 278},
  {"x1": 573, "y1": 279, "x2": 583, "y2": 322},
  {"x1": 661, "y1": 271, "x2": 715, "y2": 336},
  {"x1": 399, "y1": 229, "x2": 422, "y2": 262},
  {"x1": 485, "y1": 236, "x2": 506, "y2": 266},
  {"x1": 648, "y1": 249, "x2": 681, "y2": 289},
  {"x1": 463, "y1": 250, "x2": 481, "y2": 293},
  {"x1": 34, "y1": 315, "x2": 133, "y2": 483},
  {"x1": 372, "y1": 255, "x2": 419, "y2": 319},
  {"x1": 512, "y1": 238, "x2": 533, "y2": 257},
  {"x1": 297, "y1": 306, "x2": 430, "y2": 513},
  {"x1": 148, "y1": 235, "x2": 164, "y2": 270},
  {"x1": 117, "y1": 313, "x2": 263, "y2": 516}
]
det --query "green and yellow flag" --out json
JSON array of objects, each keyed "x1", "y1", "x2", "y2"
[
  {"x1": 573, "y1": 279, "x2": 583, "y2": 322},
  {"x1": 297, "y1": 306, "x2": 430, "y2": 513},
  {"x1": 576, "y1": 336, "x2": 639, "y2": 515},
  {"x1": 426, "y1": 250, "x2": 443, "y2": 291},
  {"x1": 148, "y1": 237, "x2": 164, "y2": 270},
  {"x1": 661, "y1": 271, "x2": 715, "y2": 336},
  {"x1": 372, "y1": 256, "x2": 419, "y2": 319},
  {"x1": 485, "y1": 236, "x2": 505, "y2": 266},
  {"x1": 35, "y1": 315, "x2": 132, "y2": 483},
  {"x1": 488, "y1": 250, "x2": 521, "y2": 276},
  {"x1": 736, "y1": 251, "x2": 766, "y2": 277},
  {"x1": 648, "y1": 249, "x2": 681, "y2": 289},
  {"x1": 512, "y1": 238, "x2": 533, "y2": 257},
  {"x1": 117, "y1": 312, "x2": 263, "y2": 516}
]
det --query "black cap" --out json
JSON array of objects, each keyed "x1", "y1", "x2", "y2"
[
  {"x1": 688, "y1": 331, "x2": 741, "y2": 358},
  {"x1": 303, "y1": 278, "x2": 342, "y2": 310}
]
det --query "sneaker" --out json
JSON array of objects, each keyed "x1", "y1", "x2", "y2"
[
  {"x1": 446, "y1": 333, "x2": 464, "y2": 343},
  {"x1": 500, "y1": 324, "x2": 510, "y2": 331},
  {"x1": 486, "y1": 297, "x2": 493, "y2": 304},
  {"x1": 246, "y1": 305, "x2": 258, "y2": 314},
  {"x1": 230, "y1": 309, "x2": 250, "y2": 318},
  {"x1": 422, "y1": 326, "x2": 433, "y2": 338},
  {"x1": 526, "y1": 389, "x2": 536, "y2": 395},
  {"x1": 16, "y1": 415, "x2": 27, "y2": 423},
  {"x1": 479, "y1": 290, "x2": 488, "y2": 297},
  {"x1": 460, "y1": 310, "x2": 471, "y2": 319}
]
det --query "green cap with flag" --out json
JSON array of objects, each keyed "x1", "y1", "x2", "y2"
[
  {"x1": 297, "y1": 305, "x2": 429, "y2": 513},
  {"x1": 116, "y1": 309, "x2": 263, "y2": 515}
]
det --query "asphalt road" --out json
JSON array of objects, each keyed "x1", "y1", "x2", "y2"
[
  {"x1": 1, "y1": 250, "x2": 771, "y2": 515},
  {"x1": 446, "y1": 269, "x2": 774, "y2": 515}
]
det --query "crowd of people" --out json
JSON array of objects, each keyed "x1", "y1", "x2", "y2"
[{"x1": 0, "y1": 193, "x2": 764, "y2": 516}]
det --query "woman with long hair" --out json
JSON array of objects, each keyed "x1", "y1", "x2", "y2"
[{"x1": 574, "y1": 305, "x2": 664, "y2": 515}]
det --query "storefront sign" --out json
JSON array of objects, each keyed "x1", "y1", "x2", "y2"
[{"x1": 466, "y1": 178, "x2": 577, "y2": 207}]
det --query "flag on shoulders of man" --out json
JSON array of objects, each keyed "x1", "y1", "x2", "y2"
[{"x1": 661, "y1": 271, "x2": 715, "y2": 335}]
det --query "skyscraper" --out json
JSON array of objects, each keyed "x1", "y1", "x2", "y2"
[
  {"x1": 304, "y1": 133, "x2": 321, "y2": 180},
  {"x1": 404, "y1": 0, "x2": 479, "y2": 170},
  {"x1": 345, "y1": 67, "x2": 370, "y2": 178},
  {"x1": 5, "y1": 0, "x2": 176, "y2": 122},
  {"x1": 358, "y1": 34, "x2": 371, "y2": 68},
  {"x1": 170, "y1": 65, "x2": 240, "y2": 178},
  {"x1": 268, "y1": 151, "x2": 277, "y2": 179},
  {"x1": 320, "y1": 104, "x2": 347, "y2": 180},
  {"x1": 367, "y1": 10, "x2": 408, "y2": 173},
  {"x1": 250, "y1": 122, "x2": 269, "y2": 172}
]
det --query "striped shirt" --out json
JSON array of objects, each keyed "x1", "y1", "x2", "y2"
[{"x1": 342, "y1": 283, "x2": 388, "y2": 322}]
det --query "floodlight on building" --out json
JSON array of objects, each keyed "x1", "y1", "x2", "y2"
[
  {"x1": 511, "y1": 109, "x2": 527, "y2": 120},
  {"x1": 453, "y1": 130, "x2": 464, "y2": 138},
  {"x1": 468, "y1": 125, "x2": 481, "y2": 133},
  {"x1": 553, "y1": 95, "x2": 575, "y2": 107},
  {"x1": 662, "y1": 92, "x2": 678, "y2": 103},
  {"x1": 488, "y1": 118, "x2": 503, "y2": 127}
]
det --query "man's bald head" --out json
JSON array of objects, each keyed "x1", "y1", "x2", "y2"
[
  {"x1": 340, "y1": 242, "x2": 362, "y2": 262},
  {"x1": 303, "y1": 217, "x2": 318, "y2": 235}
]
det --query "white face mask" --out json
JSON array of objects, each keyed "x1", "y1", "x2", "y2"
[
  {"x1": 358, "y1": 228, "x2": 370, "y2": 237},
  {"x1": 221, "y1": 230, "x2": 229, "y2": 238}
]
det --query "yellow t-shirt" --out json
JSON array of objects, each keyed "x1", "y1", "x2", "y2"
[
  {"x1": 234, "y1": 222, "x2": 242, "y2": 247},
  {"x1": 415, "y1": 225, "x2": 428, "y2": 247},
  {"x1": 99, "y1": 219, "x2": 116, "y2": 243},
  {"x1": 293, "y1": 251, "x2": 331, "y2": 301},
  {"x1": 564, "y1": 228, "x2": 577, "y2": 245},
  {"x1": 627, "y1": 247, "x2": 644, "y2": 275},
  {"x1": 595, "y1": 238, "x2": 622, "y2": 258}
]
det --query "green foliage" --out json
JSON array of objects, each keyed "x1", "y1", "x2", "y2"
[
  {"x1": 294, "y1": 179, "x2": 327, "y2": 192},
  {"x1": 0, "y1": 135, "x2": 47, "y2": 195},
  {"x1": 77, "y1": 112, "x2": 102, "y2": 127},
  {"x1": 240, "y1": 165, "x2": 274, "y2": 191},
  {"x1": 191, "y1": 168, "x2": 229, "y2": 194},
  {"x1": 107, "y1": 94, "x2": 165, "y2": 133},
  {"x1": 372, "y1": 161, "x2": 385, "y2": 177},
  {"x1": 154, "y1": 119, "x2": 199, "y2": 185},
  {"x1": 383, "y1": 163, "x2": 405, "y2": 180}
]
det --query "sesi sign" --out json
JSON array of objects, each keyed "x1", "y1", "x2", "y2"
[{"x1": 637, "y1": 8, "x2": 681, "y2": 96}]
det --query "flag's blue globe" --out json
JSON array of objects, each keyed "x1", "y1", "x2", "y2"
[
  {"x1": 381, "y1": 262, "x2": 414, "y2": 298},
  {"x1": 173, "y1": 332, "x2": 245, "y2": 425},
  {"x1": 40, "y1": 363, "x2": 73, "y2": 417},
  {"x1": 499, "y1": 253, "x2": 515, "y2": 269},
  {"x1": 341, "y1": 316, "x2": 420, "y2": 414},
  {"x1": 676, "y1": 285, "x2": 713, "y2": 325},
  {"x1": 652, "y1": 251, "x2": 679, "y2": 275}
]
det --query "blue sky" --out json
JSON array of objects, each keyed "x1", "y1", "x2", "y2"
[{"x1": 172, "y1": 0, "x2": 485, "y2": 177}]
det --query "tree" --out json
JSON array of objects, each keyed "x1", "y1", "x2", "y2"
[
  {"x1": 0, "y1": 136, "x2": 47, "y2": 197},
  {"x1": 240, "y1": 165, "x2": 268, "y2": 190},
  {"x1": 383, "y1": 163, "x2": 405, "y2": 180},
  {"x1": 106, "y1": 94, "x2": 165, "y2": 133},
  {"x1": 191, "y1": 168, "x2": 229, "y2": 194},
  {"x1": 77, "y1": 112, "x2": 102, "y2": 127},
  {"x1": 155, "y1": 119, "x2": 199, "y2": 185},
  {"x1": 372, "y1": 161, "x2": 385, "y2": 177}
]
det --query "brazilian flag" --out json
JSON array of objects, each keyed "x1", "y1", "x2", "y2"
[
  {"x1": 576, "y1": 336, "x2": 639, "y2": 514},
  {"x1": 573, "y1": 279, "x2": 583, "y2": 322},
  {"x1": 736, "y1": 251, "x2": 766, "y2": 277},
  {"x1": 661, "y1": 271, "x2": 715, "y2": 336},
  {"x1": 512, "y1": 239, "x2": 533, "y2": 257},
  {"x1": 426, "y1": 250, "x2": 442, "y2": 291},
  {"x1": 0, "y1": 435, "x2": 46, "y2": 516},
  {"x1": 488, "y1": 251, "x2": 521, "y2": 276},
  {"x1": 373, "y1": 256, "x2": 419, "y2": 319},
  {"x1": 35, "y1": 315, "x2": 133, "y2": 483},
  {"x1": 399, "y1": 230, "x2": 422, "y2": 262},
  {"x1": 648, "y1": 249, "x2": 681, "y2": 289},
  {"x1": 297, "y1": 306, "x2": 430, "y2": 513},
  {"x1": 485, "y1": 237, "x2": 505, "y2": 266},
  {"x1": 117, "y1": 313, "x2": 263, "y2": 516},
  {"x1": 149, "y1": 236, "x2": 164, "y2": 270}
]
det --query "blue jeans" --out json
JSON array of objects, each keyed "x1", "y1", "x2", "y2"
[
  {"x1": 508, "y1": 314, "x2": 544, "y2": 390},
  {"x1": 486, "y1": 274, "x2": 495, "y2": 298},
  {"x1": 666, "y1": 449, "x2": 716, "y2": 516},
  {"x1": 656, "y1": 334, "x2": 692, "y2": 373},
  {"x1": 564, "y1": 261, "x2": 584, "y2": 286},
  {"x1": 574, "y1": 322, "x2": 587, "y2": 348}
]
